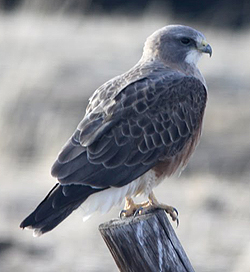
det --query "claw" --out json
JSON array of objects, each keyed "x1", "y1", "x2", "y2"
[
  {"x1": 119, "y1": 197, "x2": 149, "y2": 218},
  {"x1": 176, "y1": 218, "x2": 179, "y2": 227},
  {"x1": 148, "y1": 192, "x2": 179, "y2": 225},
  {"x1": 173, "y1": 207, "x2": 179, "y2": 216},
  {"x1": 165, "y1": 206, "x2": 179, "y2": 225},
  {"x1": 119, "y1": 209, "x2": 127, "y2": 218},
  {"x1": 134, "y1": 207, "x2": 144, "y2": 217},
  {"x1": 119, "y1": 194, "x2": 179, "y2": 226},
  {"x1": 168, "y1": 207, "x2": 179, "y2": 227}
]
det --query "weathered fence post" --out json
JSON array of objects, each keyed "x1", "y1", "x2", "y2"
[{"x1": 99, "y1": 209, "x2": 195, "y2": 272}]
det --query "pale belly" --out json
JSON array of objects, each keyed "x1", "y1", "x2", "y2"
[{"x1": 79, "y1": 169, "x2": 164, "y2": 221}]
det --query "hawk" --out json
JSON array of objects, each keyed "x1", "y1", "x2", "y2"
[{"x1": 20, "y1": 25, "x2": 212, "y2": 236}]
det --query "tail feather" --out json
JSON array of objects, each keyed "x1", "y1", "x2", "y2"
[{"x1": 20, "y1": 183, "x2": 104, "y2": 236}]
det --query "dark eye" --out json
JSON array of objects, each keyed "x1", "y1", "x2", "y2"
[{"x1": 180, "y1": 37, "x2": 191, "y2": 45}]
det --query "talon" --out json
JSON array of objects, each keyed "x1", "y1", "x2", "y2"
[
  {"x1": 119, "y1": 197, "x2": 150, "y2": 218},
  {"x1": 166, "y1": 206, "x2": 179, "y2": 223},
  {"x1": 169, "y1": 210, "x2": 179, "y2": 224},
  {"x1": 148, "y1": 192, "x2": 179, "y2": 225},
  {"x1": 173, "y1": 207, "x2": 179, "y2": 216},
  {"x1": 119, "y1": 194, "x2": 180, "y2": 225},
  {"x1": 119, "y1": 209, "x2": 127, "y2": 218},
  {"x1": 176, "y1": 218, "x2": 179, "y2": 227},
  {"x1": 134, "y1": 207, "x2": 143, "y2": 217}
]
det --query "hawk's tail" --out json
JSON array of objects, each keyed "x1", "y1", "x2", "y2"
[{"x1": 20, "y1": 183, "x2": 102, "y2": 236}]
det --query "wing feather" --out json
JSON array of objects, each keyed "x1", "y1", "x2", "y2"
[{"x1": 51, "y1": 72, "x2": 207, "y2": 189}]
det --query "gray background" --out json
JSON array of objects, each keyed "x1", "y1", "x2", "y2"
[{"x1": 0, "y1": 1, "x2": 250, "y2": 271}]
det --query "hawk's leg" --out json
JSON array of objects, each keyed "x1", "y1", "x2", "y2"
[
  {"x1": 119, "y1": 193, "x2": 178, "y2": 225},
  {"x1": 119, "y1": 197, "x2": 148, "y2": 218},
  {"x1": 147, "y1": 192, "x2": 179, "y2": 224}
]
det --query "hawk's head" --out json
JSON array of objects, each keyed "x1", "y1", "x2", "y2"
[{"x1": 142, "y1": 25, "x2": 212, "y2": 67}]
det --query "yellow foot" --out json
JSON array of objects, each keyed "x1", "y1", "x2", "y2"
[
  {"x1": 148, "y1": 192, "x2": 179, "y2": 225},
  {"x1": 119, "y1": 193, "x2": 179, "y2": 226},
  {"x1": 119, "y1": 197, "x2": 148, "y2": 218}
]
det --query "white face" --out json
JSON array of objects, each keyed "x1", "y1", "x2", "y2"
[
  {"x1": 184, "y1": 34, "x2": 204, "y2": 65},
  {"x1": 185, "y1": 49, "x2": 202, "y2": 65}
]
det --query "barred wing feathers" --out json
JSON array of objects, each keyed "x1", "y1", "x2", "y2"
[
  {"x1": 51, "y1": 72, "x2": 207, "y2": 189},
  {"x1": 20, "y1": 70, "x2": 207, "y2": 235}
]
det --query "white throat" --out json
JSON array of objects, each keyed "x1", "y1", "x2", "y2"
[{"x1": 185, "y1": 50, "x2": 202, "y2": 65}]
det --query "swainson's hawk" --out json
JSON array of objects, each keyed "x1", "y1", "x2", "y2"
[{"x1": 20, "y1": 25, "x2": 212, "y2": 236}]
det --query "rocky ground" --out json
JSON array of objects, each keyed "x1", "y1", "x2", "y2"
[{"x1": 0, "y1": 12, "x2": 250, "y2": 272}]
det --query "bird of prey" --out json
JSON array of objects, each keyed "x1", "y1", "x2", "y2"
[{"x1": 20, "y1": 25, "x2": 212, "y2": 236}]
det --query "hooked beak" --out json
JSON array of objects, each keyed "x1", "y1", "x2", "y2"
[{"x1": 197, "y1": 40, "x2": 212, "y2": 57}]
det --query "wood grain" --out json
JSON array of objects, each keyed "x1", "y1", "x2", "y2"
[{"x1": 99, "y1": 209, "x2": 195, "y2": 272}]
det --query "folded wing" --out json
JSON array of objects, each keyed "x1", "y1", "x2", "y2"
[{"x1": 51, "y1": 73, "x2": 207, "y2": 189}]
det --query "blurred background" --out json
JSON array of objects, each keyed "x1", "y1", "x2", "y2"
[{"x1": 0, "y1": 0, "x2": 250, "y2": 271}]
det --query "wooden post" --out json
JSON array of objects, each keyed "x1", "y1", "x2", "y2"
[{"x1": 99, "y1": 209, "x2": 195, "y2": 272}]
